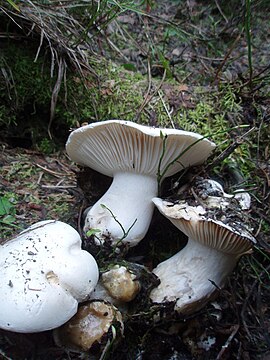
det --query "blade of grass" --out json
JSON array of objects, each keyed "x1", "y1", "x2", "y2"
[
  {"x1": 156, "y1": 124, "x2": 250, "y2": 193},
  {"x1": 5, "y1": 0, "x2": 20, "y2": 12},
  {"x1": 245, "y1": 0, "x2": 253, "y2": 88}
]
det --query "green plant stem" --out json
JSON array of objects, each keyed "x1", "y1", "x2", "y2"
[
  {"x1": 5, "y1": 0, "x2": 20, "y2": 12},
  {"x1": 100, "y1": 204, "x2": 137, "y2": 245},
  {"x1": 156, "y1": 124, "x2": 250, "y2": 193},
  {"x1": 157, "y1": 131, "x2": 167, "y2": 193}
]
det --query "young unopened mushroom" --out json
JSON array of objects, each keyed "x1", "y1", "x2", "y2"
[
  {"x1": 89, "y1": 262, "x2": 158, "y2": 311},
  {"x1": 101, "y1": 265, "x2": 141, "y2": 302},
  {"x1": 54, "y1": 300, "x2": 124, "y2": 353},
  {"x1": 66, "y1": 120, "x2": 215, "y2": 246},
  {"x1": 150, "y1": 195, "x2": 256, "y2": 315},
  {"x1": 0, "y1": 220, "x2": 99, "y2": 333}
]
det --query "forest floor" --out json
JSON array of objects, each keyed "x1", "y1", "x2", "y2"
[{"x1": 0, "y1": 0, "x2": 270, "y2": 359}]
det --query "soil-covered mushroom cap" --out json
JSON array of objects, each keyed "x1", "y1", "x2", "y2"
[
  {"x1": 0, "y1": 220, "x2": 99, "y2": 333},
  {"x1": 66, "y1": 120, "x2": 215, "y2": 246},
  {"x1": 154, "y1": 198, "x2": 256, "y2": 255},
  {"x1": 150, "y1": 190, "x2": 256, "y2": 314},
  {"x1": 193, "y1": 178, "x2": 252, "y2": 211}
]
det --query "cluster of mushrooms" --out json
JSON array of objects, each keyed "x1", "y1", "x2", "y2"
[{"x1": 0, "y1": 120, "x2": 256, "y2": 354}]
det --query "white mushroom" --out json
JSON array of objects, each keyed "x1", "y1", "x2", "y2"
[
  {"x1": 150, "y1": 197, "x2": 256, "y2": 314},
  {"x1": 66, "y1": 120, "x2": 215, "y2": 246},
  {"x1": 0, "y1": 220, "x2": 99, "y2": 333}
]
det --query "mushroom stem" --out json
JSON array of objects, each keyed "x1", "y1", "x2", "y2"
[
  {"x1": 150, "y1": 238, "x2": 238, "y2": 313},
  {"x1": 84, "y1": 172, "x2": 158, "y2": 246}
]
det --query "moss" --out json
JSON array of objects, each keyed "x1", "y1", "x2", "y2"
[
  {"x1": 167, "y1": 84, "x2": 252, "y2": 178},
  {"x1": 0, "y1": 41, "x2": 258, "y2": 183},
  {"x1": 60, "y1": 59, "x2": 147, "y2": 124},
  {"x1": 0, "y1": 44, "x2": 56, "y2": 146},
  {"x1": 0, "y1": 45, "x2": 148, "y2": 146}
]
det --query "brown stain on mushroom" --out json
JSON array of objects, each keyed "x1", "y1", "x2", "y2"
[{"x1": 46, "y1": 271, "x2": 59, "y2": 285}]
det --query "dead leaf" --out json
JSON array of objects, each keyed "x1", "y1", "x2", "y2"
[
  {"x1": 117, "y1": 15, "x2": 135, "y2": 25},
  {"x1": 178, "y1": 84, "x2": 189, "y2": 92}
]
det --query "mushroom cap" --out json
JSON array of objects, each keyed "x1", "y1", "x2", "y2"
[
  {"x1": 54, "y1": 300, "x2": 124, "y2": 353},
  {"x1": 66, "y1": 120, "x2": 216, "y2": 178},
  {"x1": 152, "y1": 198, "x2": 256, "y2": 255},
  {"x1": 101, "y1": 265, "x2": 141, "y2": 302},
  {"x1": 0, "y1": 220, "x2": 99, "y2": 333}
]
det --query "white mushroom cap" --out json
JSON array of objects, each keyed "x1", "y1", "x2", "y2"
[
  {"x1": 66, "y1": 120, "x2": 216, "y2": 178},
  {"x1": 0, "y1": 220, "x2": 99, "y2": 333},
  {"x1": 66, "y1": 120, "x2": 215, "y2": 246}
]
